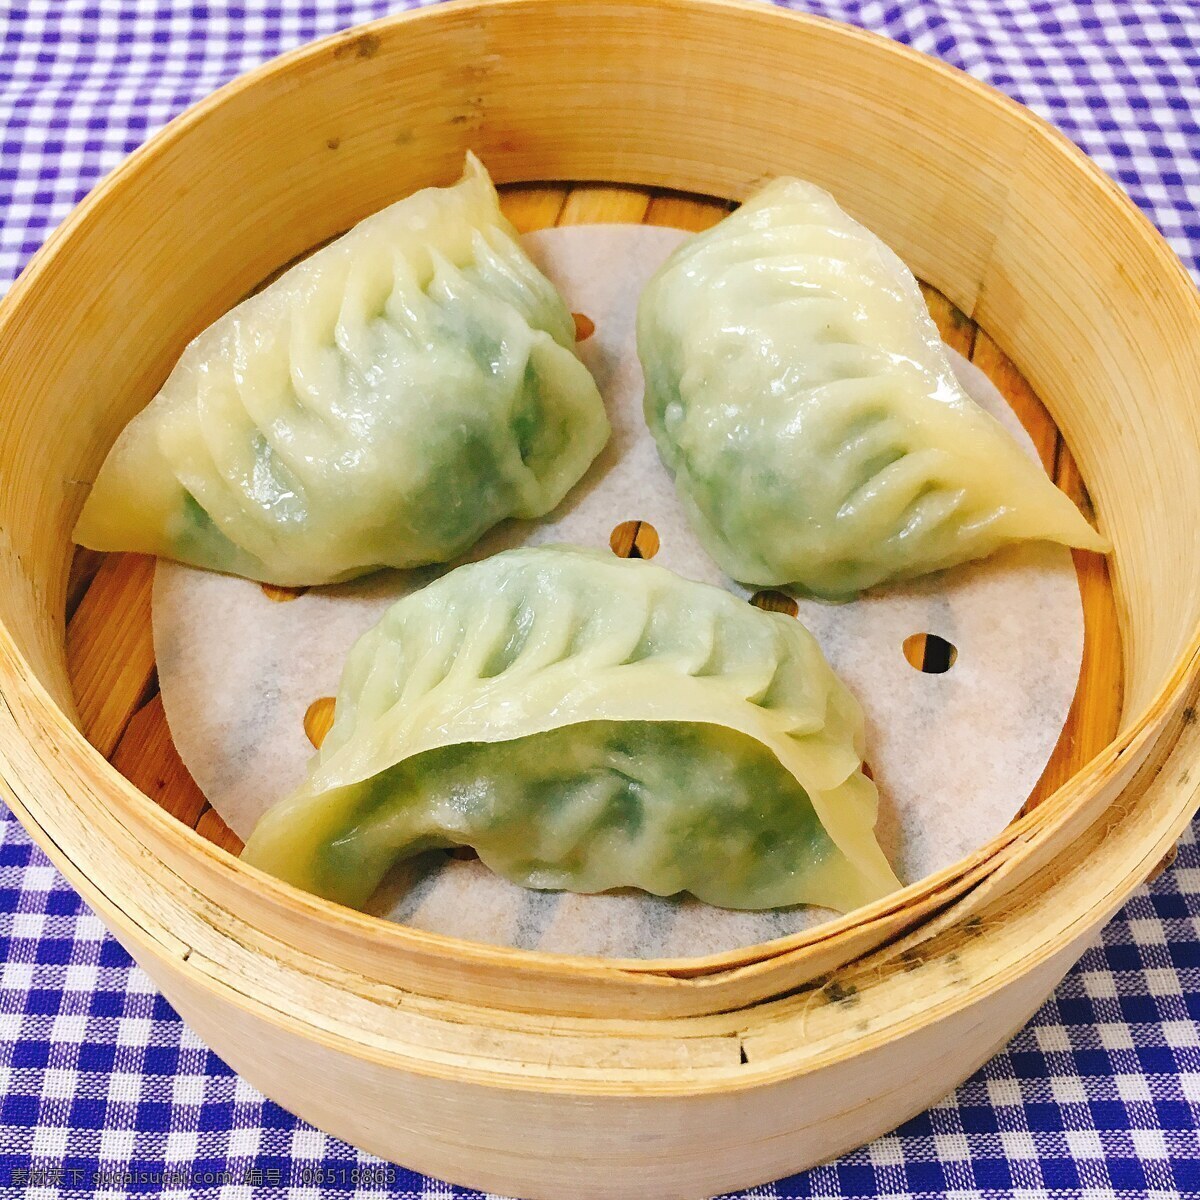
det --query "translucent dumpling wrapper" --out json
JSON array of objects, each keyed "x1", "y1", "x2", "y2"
[
  {"x1": 637, "y1": 176, "x2": 1110, "y2": 601},
  {"x1": 242, "y1": 546, "x2": 900, "y2": 913},
  {"x1": 73, "y1": 154, "x2": 609, "y2": 586}
]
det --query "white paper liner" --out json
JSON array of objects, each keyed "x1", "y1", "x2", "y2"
[{"x1": 152, "y1": 224, "x2": 1085, "y2": 959}]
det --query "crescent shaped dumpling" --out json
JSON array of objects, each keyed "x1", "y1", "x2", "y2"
[
  {"x1": 73, "y1": 154, "x2": 609, "y2": 586},
  {"x1": 637, "y1": 176, "x2": 1109, "y2": 600},
  {"x1": 242, "y1": 546, "x2": 900, "y2": 913}
]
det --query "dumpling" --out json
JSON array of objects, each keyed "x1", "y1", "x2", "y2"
[
  {"x1": 637, "y1": 176, "x2": 1109, "y2": 601},
  {"x1": 242, "y1": 545, "x2": 899, "y2": 913},
  {"x1": 73, "y1": 154, "x2": 609, "y2": 586}
]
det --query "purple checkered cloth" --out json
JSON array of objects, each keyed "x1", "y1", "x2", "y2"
[{"x1": 2, "y1": 2, "x2": 1198, "y2": 1197}]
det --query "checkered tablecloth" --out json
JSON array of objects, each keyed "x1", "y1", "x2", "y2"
[{"x1": 1, "y1": 2, "x2": 1198, "y2": 1197}]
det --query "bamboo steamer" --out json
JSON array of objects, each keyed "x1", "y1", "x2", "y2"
[{"x1": 1, "y1": 1, "x2": 1198, "y2": 1195}]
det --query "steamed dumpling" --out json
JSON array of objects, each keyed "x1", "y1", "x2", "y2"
[
  {"x1": 73, "y1": 155, "x2": 609, "y2": 586},
  {"x1": 242, "y1": 546, "x2": 899, "y2": 913},
  {"x1": 637, "y1": 176, "x2": 1109, "y2": 600}
]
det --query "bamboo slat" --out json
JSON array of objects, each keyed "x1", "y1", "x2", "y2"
[
  {"x1": 558, "y1": 184, "x2": 652, "y2": 225},
  {"x1": 110, "y1": 693, "x2": 207, "y2": 830},
  {"x1": 65, "y1": 552, "x2": 157, "y2": 757},
  {"x1": 499, "y1": 185, "x2": 569, "y2": 233}
]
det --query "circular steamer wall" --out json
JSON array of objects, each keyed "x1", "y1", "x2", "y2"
[{"x1": 0, "y1": 2, "x2": 1197, "y2": 1196}]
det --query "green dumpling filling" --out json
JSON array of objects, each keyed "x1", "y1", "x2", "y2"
[{"x1": 243, "y1": 719, "x2": 877, "y2": 914}]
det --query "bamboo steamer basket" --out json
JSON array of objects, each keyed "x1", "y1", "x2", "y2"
[{"x1": 1, "y1": 0, "x2": 1198, "y2": 1195}]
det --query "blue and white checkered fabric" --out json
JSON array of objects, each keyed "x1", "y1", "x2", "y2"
[{"x1": 2, "y1": 2, "x2": 1198, "y2": 1197}]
